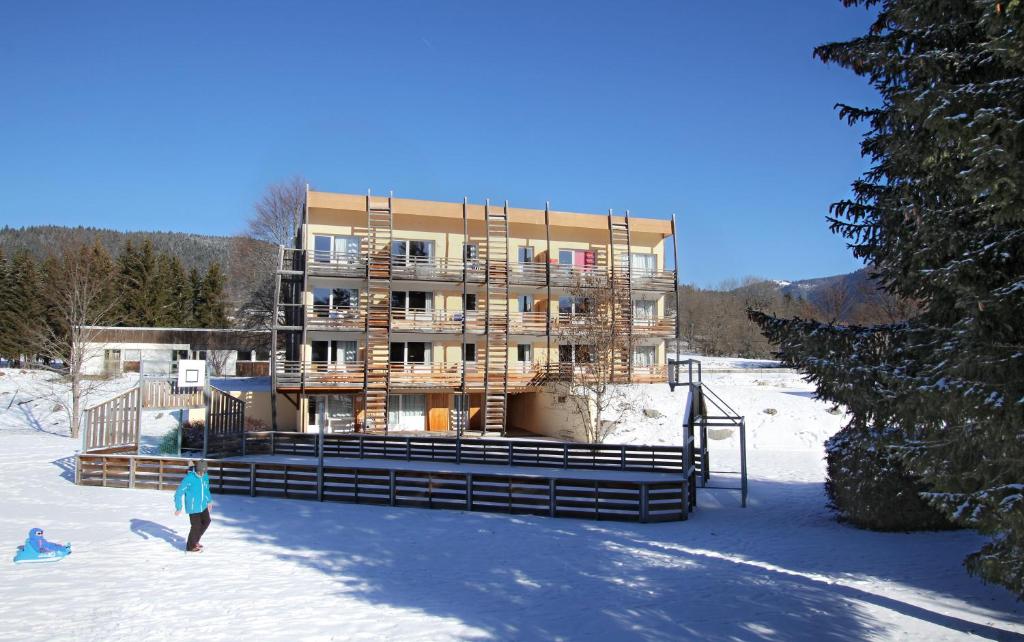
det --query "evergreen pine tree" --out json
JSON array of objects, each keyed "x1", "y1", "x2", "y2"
[
  {"x1": 187, "y1": 267, "x2": 204, "y2": 327},
  {"x1": 117, "y1": 241, "x2": 141, "y2": 326},
  {"x1": 194, "y1": 263, "x2": 229, "y2": 328},
  {"x1": 4, "y1": 250, "x2": 44, "y2": 364},
  {"x1": 750, "y1": 1, "x2": 1024, "y2": 595},
  {"x1": 0, "y1": 249, "x2": 13, "y2": 361},
  {"x1": 160, "y1": 254, "x2": 191, "y2": 327}
]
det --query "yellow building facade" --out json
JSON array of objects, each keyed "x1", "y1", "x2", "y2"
[{"x1": 271, "y1": 190, "x2": 679, "y2": 435}]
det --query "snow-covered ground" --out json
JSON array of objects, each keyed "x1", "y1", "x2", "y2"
[{"x1": 1, "y1": 366, "x2": 1023, "y2": 641}]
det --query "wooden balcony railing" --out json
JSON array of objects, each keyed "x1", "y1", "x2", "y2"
[
  {"x1": 307, "y1": 251, "x2": 366, "y2": 277},
  {"x1": 389, "y1": 256, "x2": 486, "y2": 283},
  {"x1": 276, "y1": 361, "x2": 366, "y2": 387},
  {"x1": 282, "y1": 246, "x2": 676, "y2": 291},
  {"x1": 306, "y1": 305, "x2": 365, "y2": 330},
  {"x1": 629, "y1": 269, "x2": 676, "y2": 291},
  {"x1": 276, "y1": 360, "x2": 666, "y2": 388},
  {"x1": 550, "y1": 264, "x2": 609, "y2": 287},
  {"x1": 631, "y1": 316, "x2": 677, "y2": 337},
  {"x1": 509, "y1": 262, "x2": 547, "y2": 285},
  {"x1": 390, "y1": 309, "x2": 486, "y2": 334},
  {"x1": 509, "y1": 311, "x2": 547, "y2": 334},
  {"x1": 388, "y1": 363, "x2": 463, "y2": 387}
]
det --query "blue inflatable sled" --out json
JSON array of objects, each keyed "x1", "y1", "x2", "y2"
[{"x1": 13, "y1": 528, "x2": 71, "y2": 564}]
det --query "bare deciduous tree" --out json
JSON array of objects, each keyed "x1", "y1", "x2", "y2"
[
  {"x1": 247, "y1": 176, "x2": 307, "y2": 246},
  {"x1": 231, "y1": 176, "x2": 308, "y2": 330},
  {"x1": 550, "y1": 278, "x2": 634, "y2": 443},
  {"x1": 34, "y1": 248, "x2": 122, "y2": 438}
]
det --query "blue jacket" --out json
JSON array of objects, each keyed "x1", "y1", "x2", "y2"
[{"x1": 174, "y1": 471, "x2": 211, "y2": 514}]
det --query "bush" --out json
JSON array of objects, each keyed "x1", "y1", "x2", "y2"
[
  {"x1": 244, "y1": 417, "x2": 268, "y2": 431},
  {"x1": 825, "y1": 424, "x2": 954, "y2": 532},
  {"x1": 180, "y1": 420, "x2": 206, "y2": 451},
  {"x1": 157, "y1": 428, "x2": 180, "y2": 455}
]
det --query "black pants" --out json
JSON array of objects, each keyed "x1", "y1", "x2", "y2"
[{"x1": 186, "y1": 508, "x2": 211, "y2": 550}]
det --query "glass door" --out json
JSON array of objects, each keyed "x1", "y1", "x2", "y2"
[{"x1": 388, "y1": 394, "x2": 427, "y2": 431}]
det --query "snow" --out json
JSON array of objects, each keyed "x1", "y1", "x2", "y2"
[{"x1": 2, "y1": 367, "x2": 1023, "y2": 641}]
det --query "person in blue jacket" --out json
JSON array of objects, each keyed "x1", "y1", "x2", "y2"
[{"x1": 174, "y1": 459, "x2": 212, "y2": 552}]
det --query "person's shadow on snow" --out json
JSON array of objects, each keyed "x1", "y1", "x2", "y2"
[{"x1": 130, "y1": 519, "x2": 185, "y2": 550}]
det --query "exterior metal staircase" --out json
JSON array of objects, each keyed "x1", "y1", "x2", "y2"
[
  {"x1": 483, "y1": 200, "x2": 510, "y2": 435},
  {"x1": 609, "y1": 212, "x2": 633, "y2": 383},
  {"x1": 363, "y1": 194, "x2": 393, "y2": 433}
]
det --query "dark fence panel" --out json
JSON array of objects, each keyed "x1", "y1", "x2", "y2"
[
  {"x1": 74, "y1": 453, "x2": 689, "y2": 523},
  {"x1": 246, "y1": 432, "x2": 691, "y2": 475}
]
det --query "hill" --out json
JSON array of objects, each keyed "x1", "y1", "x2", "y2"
[{"x1": 0, "y1": 225, "x2": 239, "y2": 273}]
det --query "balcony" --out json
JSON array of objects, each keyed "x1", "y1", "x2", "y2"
[
  {"x1": 509, "y1": 311, "x2": 547, "y2": 334},
  {"x1": 306, "y1": 305, "x2": 365, "y2": 331},
  {"x1": 549, "y1": 264, "x2": 609, "y2": 288},
  {"x1": 390, "y1": 309, "x2": 485, "y2": 334},
  {"x1": 282, "y1": 245, "x2": 675, "y2": 291},
  {"x1": 276, "y1": 361, "x2": 366, "y2": 387},
  {"x1": 390, "y1": 257, "x2": 485, "y2": 283},
  {"x1": 628, "y1": 268, "x2": 676, "y2": 292},
  {"x1": 306, "y1": 251, "x2": 367, "y2": 278},
  {"x1": 275, "y1": 360, "x2": 666, "y2": 389},
  {"x1": 509, "y1": 262, "x2": 547, "y2": 286},
  {"x1": 631, "y1": 316, "x2": 677, "y2": 337}
]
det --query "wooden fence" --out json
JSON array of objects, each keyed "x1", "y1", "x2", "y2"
[
  {"x1": 204, "y1": 387, "x2": 247, "y2": 458},
  {"x1": 245, "y1": 432, "x2": 694, "y2": 475},
  {"x1": 81, "y1": 387, "x2": 141, "y2": 454},
  {"x1": 75, "y1": 453, "x2": 689, "y2": 523},
  {"x1": 142, "y1": 379, "x2": 204, "y2": 409}
]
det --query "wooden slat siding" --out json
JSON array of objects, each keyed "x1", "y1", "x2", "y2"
[
  {"x1": 82, "y1": 387, "x2": 141, "y2": 454},
  {"x1": 142, "y1": 380, "x2": 204, "y2": 409},
  {"x1": 74, "y1": 453, "x2": 688, "y2": 523}
]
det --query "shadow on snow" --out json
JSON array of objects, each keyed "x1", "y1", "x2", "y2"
[{"x1": 204, "y1": 478, "x2": 1024, "y2": 641}]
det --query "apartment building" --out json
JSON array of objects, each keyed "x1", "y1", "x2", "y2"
[{"x1": 271, "y1": 190, "x2": 679, "y2": 436}]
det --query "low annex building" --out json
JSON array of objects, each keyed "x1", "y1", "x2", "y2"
[{"x1": 80, "y1": 326, "x2": 270, "y2": 377}]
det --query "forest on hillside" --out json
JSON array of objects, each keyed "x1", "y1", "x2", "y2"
[
  {"x1": 0, "y1": 240, "x2": 234, "y2": 364},
  {"x1": 676, "y1": 271, "x2": 918, "y2": 358}
]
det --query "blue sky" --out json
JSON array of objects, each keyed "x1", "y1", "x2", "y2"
[{"x1": 0, "y1": 1, "x2": 876, "y2": 287}]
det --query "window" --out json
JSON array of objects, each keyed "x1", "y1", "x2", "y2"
[
  {"x1": 559, "y1": 296, "x2": 590, "y2": 315},
  {"x1": 391, "y1": 291, "x2": 432, "y2": 312},
  {"x1": 388, "y1": 394, "x2": 427, "y2": 431},
  {"x1": 312, "y1": 341, "x2": 356, "y2": 365},
  {"x1": 518, "y1": 295, "x2": 533, "y2": 313},
  {"x1": 464, "y1": 243, "x2": 479, "y2": 260},
  {"x1": 518, "y1": 246, "x2": 534, "y2": 263},
  {"x1": 517, "y1": 344, "x2": 532, "y2": 362},
  {"x1": 629, "y1": 253, "x2": 657, "y2": 276},
  {"x1": 633, "y1": 300, "x2": 656, "y2": 321},
  {"x1": 313, "y1": 235, "x2": 332, "y2": 263},
  {"x1": 313, "y1": 287, "x2": 358, "y2": 316},
  {"x1": 464, "y1": 343, "x2": 477, "y2": 362},
  {"x1": 559, "y1": 249, "x2": 595, "y2": 267},
  {"x1": 559, "y1": 344, "x2": 593, "y2": 363},
  {"x1": 390, "y1": 342, "x2": 428, "y2": 364},
  {"x1": 313, "y1": 235, "x2": 359, "y2": 263},
  {"x1": 392, "y1": 240, "x2": 434, "y2": 265},
  {"x1": 633, "y1": 346, "x2": 656, "y2": 367},
  {"x1": 323, "y1": 395, "x2": 355, "y2": 433},
  {"x1": 464, "y1": 293, "x2": 477, "y2": 311}
]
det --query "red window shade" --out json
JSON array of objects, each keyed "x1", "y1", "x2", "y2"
[{"x1": 584, "y1": 250, "x2": 596, "y2": 266}]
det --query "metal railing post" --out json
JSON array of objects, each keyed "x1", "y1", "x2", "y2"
[{"x1": 740, "y1": 418, "x2": 748, "y2": 508}]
